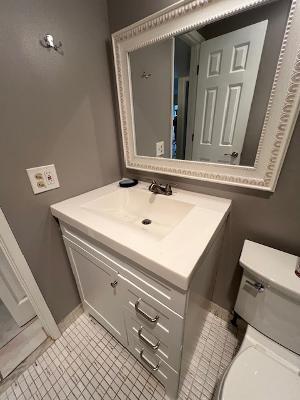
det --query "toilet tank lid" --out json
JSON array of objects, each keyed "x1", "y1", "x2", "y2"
[{"x1": 240, "y1": 240, "x2": 300, "y2": 300}]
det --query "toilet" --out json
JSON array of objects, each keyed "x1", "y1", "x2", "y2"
[{"x1": 215, "y1": 240, "x2": 300, "y2": 400}]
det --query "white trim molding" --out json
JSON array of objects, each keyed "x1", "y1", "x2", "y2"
[
  {"x1": 0, "y1": 209, "x2": 60, "y2": 340},
  {"x1": 112, "y1": 0, "x2": 300, "y2": 191}
]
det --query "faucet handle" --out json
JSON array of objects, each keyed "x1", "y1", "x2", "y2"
[
  {"x1": 165, "y1": 183, "x2": 172, "y2": 196},
  {"x1": 149, "y1": 179, "x2": 158, "y2": 191},
  {"x1": 149, "y1": 179, "x2": 159, "y2": 187}
]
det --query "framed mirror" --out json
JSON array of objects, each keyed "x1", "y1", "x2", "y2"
[{"x1": 112, "y1": 0, "x2": 300, "y2": 191}]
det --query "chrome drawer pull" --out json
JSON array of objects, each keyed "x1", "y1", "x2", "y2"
[
  {"x1": 135, "y1": 298, "x2": 159, "y2": 323},
  {"x1": 139, "y1": 349, "x2": 160, "y2": 371},
  {"x1": 245, "y1": 280, "x2": 265, "y2": 293},
  {"x1": 138, "y1": 327, "x2": 160, "y2": 350}
]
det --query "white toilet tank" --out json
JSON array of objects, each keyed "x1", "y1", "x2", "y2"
[{"x1": 235, "y1": 240, "x2": 300, "y2": 355}]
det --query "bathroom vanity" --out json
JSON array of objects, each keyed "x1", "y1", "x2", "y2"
[{"x1": 51, "y1": 181, "x2": 231, "y2": 399}]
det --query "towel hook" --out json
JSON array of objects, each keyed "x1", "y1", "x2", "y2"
[{"x1": 40, "y1": 34, "x2": 63, "y2": 53}]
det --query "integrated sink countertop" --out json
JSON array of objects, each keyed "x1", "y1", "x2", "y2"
[
  {"x1": 51, "y1": 181, "x2": 231, "y2": 290},
  {"x1": 82, "y1": 187, "x2": 194, "y2": 240}
]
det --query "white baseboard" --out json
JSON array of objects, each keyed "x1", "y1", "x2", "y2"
[
  {"x1": 207, "y1": 301, "x2": 233, "y2": 322},
  {"x1": 58, "y1": 303, "x2": 83, "y2": 333}
]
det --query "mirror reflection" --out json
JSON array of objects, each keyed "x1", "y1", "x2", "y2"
[{"x1": 130, "y1": 0, "x2": 290, "y2": 166}]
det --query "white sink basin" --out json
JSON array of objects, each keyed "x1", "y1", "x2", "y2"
[
  {"x1": 51, "y1": 181, "x2": 231, "y2": 290},
  {"x1": 81, "y1": 188, "x2": 194, "y2": 239}
]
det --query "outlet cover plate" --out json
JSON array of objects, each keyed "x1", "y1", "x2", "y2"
[
  {"x1": 156, "y1": 141, "x2": 165, "y2": 157},
  {"x1": 26, "y1": 164, "x2": 60, "y2": 194}
]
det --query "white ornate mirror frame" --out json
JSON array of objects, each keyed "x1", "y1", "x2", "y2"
[{"x1": 112, "y1": 0, "x2": 300, "y2": 191}]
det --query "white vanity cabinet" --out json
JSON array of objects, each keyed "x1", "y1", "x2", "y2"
[
  {"x1": 60, "y1": 221, "x2": 226, "y2": 400},
  {"x1": 51, "y1": 181, "x2": 231, "y2": 399}
]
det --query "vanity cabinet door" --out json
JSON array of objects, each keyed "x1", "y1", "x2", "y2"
[{"x1": 63, "y1": 238, "x2": 127, "y2": 346}]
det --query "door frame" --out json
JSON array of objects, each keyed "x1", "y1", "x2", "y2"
[
  {"x1": 176, "y1": 76, "x2": 189, "y2": 159},
  {"x1": 180, "y1": 31, "x2": 205, "y2": 160},
  {"x1": 0, "y1": 209, "x2": 60, "y2": 340}
]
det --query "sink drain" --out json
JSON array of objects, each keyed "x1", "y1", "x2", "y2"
[{"x1": 142, "y1": 218, "x2": 152, "y2": 225}]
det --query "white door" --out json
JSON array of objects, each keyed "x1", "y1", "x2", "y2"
[
  {"x1": 192, "y1": 20, "x2": 268, "y2": 164},
  {"x1": 0, "y1": 247, "x2": 36, "y2": 327}
]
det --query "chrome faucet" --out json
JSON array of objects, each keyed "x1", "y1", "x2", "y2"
[{"x1": 148, "y1": 179, "x2": 172, "y2": 196}]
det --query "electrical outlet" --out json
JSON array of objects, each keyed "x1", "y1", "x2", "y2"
[
  {"x1": 156, "y1": 141, "x2": 165, "y2": 157},
  {"x1": 26, "y1": 164, "x2": 60, "y2": 194},
  {"x1": 44, "y1": 168, "x2": 56, "y2": 185}
]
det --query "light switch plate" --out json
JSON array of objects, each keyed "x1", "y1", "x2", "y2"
[{"x1": 26, "y1": 164, "x2": 60, "y2": 194}]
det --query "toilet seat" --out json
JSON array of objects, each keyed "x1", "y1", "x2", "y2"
[{"x1": 219, "y1": 346, "x2": 300, "y2": 400}]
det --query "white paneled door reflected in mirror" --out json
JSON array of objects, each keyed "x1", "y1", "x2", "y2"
[
  {"x1": 113, "y1": 0, "x2": 300, "y2": 191},
  {"x1": 130, "y1": 1, "x2": 290, "y2": 166}
]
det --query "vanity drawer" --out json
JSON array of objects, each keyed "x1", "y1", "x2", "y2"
[
  {"x1": 61, "y1": 224, "x2": 186, "y2": 316},
  {"x1": 124, "y1": 308, "x2": 181, "y2": 371},
  {"x1": 119, "y1": 275, "x2": 184, "y2": 351},
  {"x1": 127, "y1": 331, "x2": 179, "y2": 392}
]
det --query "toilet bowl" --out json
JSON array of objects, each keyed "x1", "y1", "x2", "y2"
[
  {"x1": 215, "y1": 325, "x2": 300, "y2": 400},
  {"x1": 215, "y1": 240, "x2": 300, "y2": 400}
]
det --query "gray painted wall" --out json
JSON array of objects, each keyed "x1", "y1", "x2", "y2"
[
  {"x1": 107, "y1": 0, "x2": 300, "y2": 311},
  {"x1": 108, "y1": 0, "x2": 179, "y2": 33},
  {"x1": 174, "y1": 38, "x2": 191, "y2": 79},
  {"x1": 0, "y1": 0, "x2": 121, "y2": 322},
  {"x1": 131, "y1": 40, "x2": 173, "y2": 158}
]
